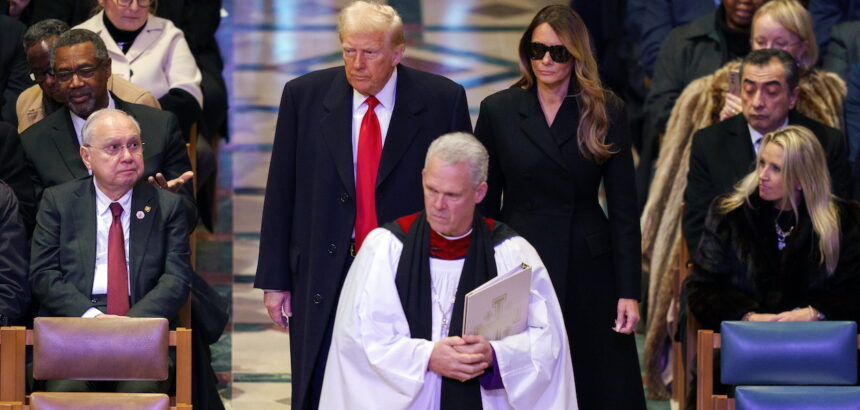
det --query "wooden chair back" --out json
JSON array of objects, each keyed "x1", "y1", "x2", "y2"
[{"x1": 0, "y1": 318, "x2": 191, "y2": 409}]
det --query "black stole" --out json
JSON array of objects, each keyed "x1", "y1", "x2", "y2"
[{"x1": 385, "y1": 211, "x2": 516, "y2": 410}]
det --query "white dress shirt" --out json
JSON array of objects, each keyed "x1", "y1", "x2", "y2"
[
  {"x1": 83, "y1": 181, "x2": 132, "y2": 318},
  {"x1": 70, "y1": 94, "x2": 116, "y2": 147},
  {"x1": 351, "y1": 67, "x2": 397, "y2": 174},
  {"x1": 748, "y1": 118, "x2": 789, "y2": 155},
  {"x1": 348, "y1": 68, "x2": 397, "y2": 239}
]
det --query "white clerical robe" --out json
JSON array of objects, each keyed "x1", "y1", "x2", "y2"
[{"x1": 319, "y1": 228, "x2": 577, "y2": 409}]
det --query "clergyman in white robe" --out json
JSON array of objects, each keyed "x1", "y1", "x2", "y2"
[{"x1": 319, "y1": 227, "x2": 577, "y2": 409}]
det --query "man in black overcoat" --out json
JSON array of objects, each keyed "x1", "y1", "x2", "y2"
[{"x1": 254, "y1": 2, "x2": 471, "y2": 409}]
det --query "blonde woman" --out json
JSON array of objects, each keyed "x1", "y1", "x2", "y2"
[
  {"x1": 474, "y1": 5, "x2": 644, "y2": 409},
  {"x1": 686, "y1": 125, "x2": 860, "y2": 329},
  {"x1": 641, "y1": 0, "x2": 847, "y2": 396}
]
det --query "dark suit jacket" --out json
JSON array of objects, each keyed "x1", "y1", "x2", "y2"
[
  {"x1": 0, "y1": 15, "x2": 32, "y2": 126},
  {"x1": 30, "y1": 178, "x2": 190, "y2": 319},
  {"x1": 19, "y1": 94, "x2": 197, "y2": 225},
  {"x1": 254, "y1": 64, "x2": 471, "y2": 410},
  {"x1": 683, "y1": 111, "x2": 851, "y2": 253},
  {"x1": 822, "y1": 20, "x2": 860, "y2": 81},
  {"x1": 0, "y1": 122, "x2": 35, "y2": 233},
  {"x1": 0, "y1": 180, "x2": 28, "y2": 324}
]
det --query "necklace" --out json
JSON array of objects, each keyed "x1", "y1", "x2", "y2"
[
  {"x1": 429, "y1": 279, "x2": 455, "y2": 338},
  {"x1": 775, "y1": 220, "x2": 795, "y2": 251}
]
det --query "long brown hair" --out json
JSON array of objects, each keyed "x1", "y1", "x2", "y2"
[{"x1": 513, "y1": 5, "x2": 614, "y2": 163}]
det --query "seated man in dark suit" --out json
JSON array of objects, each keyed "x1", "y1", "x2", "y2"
[
  {"x1": 29, "y1": 108, "x2": 191, "y2": 392},
  {"x1": 683, "y1": 48, "x2": 851, "y2": 253},
  {"x1": 0, "y1": 179, "x2": 28, "y2": 326},
  {"x1": 19, "y1": 28, "x2": 195, "y2": 227}
]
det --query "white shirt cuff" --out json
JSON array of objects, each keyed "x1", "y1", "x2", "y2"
[{"x1": 82, "y1": 307, "x2": 104, "y2": 318}]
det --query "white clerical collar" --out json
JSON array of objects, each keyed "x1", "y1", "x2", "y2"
[
  {"x1": 748, "y1": 118, "x2": 789, "y2": 154},
  {"x1": 437, "y1": 228, "x2": 472, "y2": 241},
  {"x1": 352, "y1": 67, "x2": 397, "y2": 113},
  {"x1": 93, "y1": 178, "x2": 132, "y2": 218},
  {"x1": 71, "y1": 94, "x2": 117, "y2": 147}
]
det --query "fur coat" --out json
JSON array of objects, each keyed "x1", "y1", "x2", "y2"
[
  {"x1": 687, "y1": 193, "x2": 860, "y2": 331},
  {"x1": 640, "y1": 61, "x2": 846, "y2": 398}
]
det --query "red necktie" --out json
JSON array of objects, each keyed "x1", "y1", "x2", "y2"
[
  {"x1": 107, "y1": 202, "x2": 130, "y2": 315},
  {"x1": 355, "y1": 96, "x2": 381, "y2": 249}
]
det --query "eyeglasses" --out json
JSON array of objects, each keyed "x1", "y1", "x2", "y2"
[
  {"x1": 528, "y1": 42, "x2": 572, "y2": 63},
  {"x1": 114, "y1": 0, "x2": 152, "y2": 7},
  {"x1": 84, "y1": 141, "x2": 144, "y2": 156},
  {"x1": 54, "y1": 62, "x2": 103, "y2": 83},
  {"x1": 29, "y1": 69, "x2": 54, "y2": 83}
]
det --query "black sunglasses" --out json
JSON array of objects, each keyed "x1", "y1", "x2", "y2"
[{"x1": 527, "y1": 42, "x2": 572, "y2": 63}]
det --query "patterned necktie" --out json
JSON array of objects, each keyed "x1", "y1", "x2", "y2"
[
  {"x1": 107, "y1": 202, "x2": 130, "y2": 315},
  {"x1": 355, "y1": 96, "x2": 381, "y2": 250}
]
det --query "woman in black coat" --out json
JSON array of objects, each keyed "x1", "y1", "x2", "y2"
[
  {"x1": 687, "y1": 125, "x2": 860, "y2": 330},
  {"x1": 474, "y1": 5, "x2": 645, "y2": 409}
]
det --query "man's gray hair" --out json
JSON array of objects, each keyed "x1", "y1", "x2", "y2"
[
  {"x1": 51, "y1": 29, "x2": 109, "y2": 70},
  {"x1": 81, "y1": 109, "x2": 141, "y2": 146},
  {"x1": 338, "y1": 0, "x2": 405, "y2": 46},
  {"x1": 424, "y1": 132, "x2": 489, "y2": 186},
  {"x1": 22, "y1": 19, "x2": 69, "y2": 50}
]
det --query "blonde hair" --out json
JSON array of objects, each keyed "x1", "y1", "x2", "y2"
[
  {"x1": 719, "y1": 125, "x2": 840, "y2": 272},
  {"x1": 513, "y1": 5, "x2": 614, "y2": 163},
  {"x1": 337, "y1": 1, "x2": 405, "y2": 46},
  {"x1": 752, "y1": 0, "x2": 818, "y2": 70}
]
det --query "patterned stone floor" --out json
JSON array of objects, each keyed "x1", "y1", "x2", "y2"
[{"x1": 203, "y1": 0, "x2": 671, "y2": 408}]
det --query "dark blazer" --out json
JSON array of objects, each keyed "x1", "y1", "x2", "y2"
[
  {"x1": 254, "y1": 64, "x2": 471, "y2": 410},
  {"x1": 645, "y1": 9, "x2": 733, "y2": 136},
  {"x1": 474, "y1": 87, "x2": 645, "y2": 409},
  {"x1": 634, "y1": 0, "x2": 717, "y2": 77},
  {"x1": 0, "y1": 180, "x2": 28, "y2": 325},
  {"x1": 30, "y1": 178, "x2": 191, "y2": 319},
  {"x1": 19, "y1": 94, "x2": 197, "y2": 225},
  {"x1": 822, "y1": 20, "x2": 860, "y2": 81},
  {"x1": 157, "y1": 0, "x2": 227, "y2": 141},
  {"x1": 0, "y1": 122, "x2": 35, "y2": 233},
  {"x1": 810, "y1": 0, "x2": 860, "y2": 55},
  {"x1": 683, "y1": 112, "x2": 851, "y2": 253},
  {"x1": 686, "y1": 193, "x2": 860, "y2": 330},
  {"x1": 0, "y1": 15, "x2": 32, "y2": 126}
]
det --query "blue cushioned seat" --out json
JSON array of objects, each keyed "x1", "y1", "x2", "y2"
[
  {"x1": 720, "y1": 321, "x2": 858, "y2": 385},
  {"x1": 735, "y1": 386, "x2": 860, "y2": 410}
]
